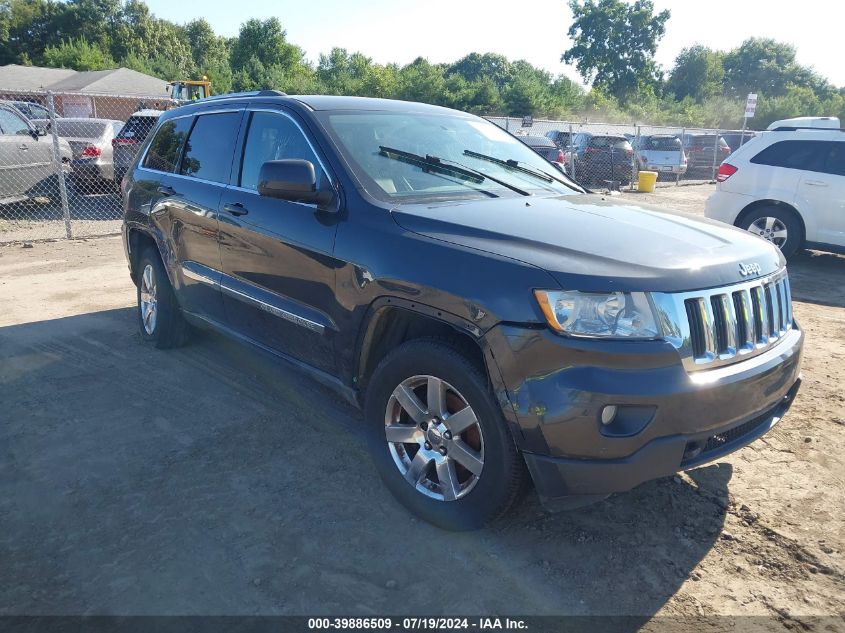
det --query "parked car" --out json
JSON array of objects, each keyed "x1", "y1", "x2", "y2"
[
  {"x1": 113, "y1": 109, "x2": 163, "y2": 185},
  {"x1": 721, "y1": 131, "x2": 757, "y2": 155},
  {"x1": 519, "y1": 134, "x2": 564, "y2": 163},
  {"x1": 634, "y1": 134, "x2": 687, "y2": 175},
  {"x1": 123, "y1": 93, "x2": 802, "y2": 530},
  {"x1": 682, "y1": 133, "x2": 731, "y2": 171},
  {"x1": 706, "y1": 116, "x2": 845, "y2": 257},
  {"x1": 4, "y1": 99, "x2": 54, "y2": 121},
  {"x1": 568, "y1": 132, "x2": 634, "y2": 185},
  {"x1": 544, "y1": 129, "x2": 572, "y2": 150},
  {"x1": 0, "y1": 102, "x2": 72, "y2": 205},
  {"x1": 35, "y1": 118, "x2": 123, "y2": 186}
]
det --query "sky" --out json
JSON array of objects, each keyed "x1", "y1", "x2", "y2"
[{"x1": 143, "y1": 0, "x2": 845, "y2": 87}]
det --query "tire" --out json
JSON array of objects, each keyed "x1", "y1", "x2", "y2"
[
  {"x1": 738, "y1": 205, "x2": 804, "y2": 259},
  {"x1": 365, "y1": 338, "x2": 526, "y2": 530},
  {"x1": 136, "y1": 247, "x2": 189, "y2": 349}
]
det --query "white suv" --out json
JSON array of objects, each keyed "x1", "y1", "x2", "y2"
[{"x1": 705, "y1": 116, "x2": 845, "y2": 257}]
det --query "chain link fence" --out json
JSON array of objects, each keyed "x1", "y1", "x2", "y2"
[
  {"x1": 1, "y1": 93, "x2": 759, "y2": 244},
  {"x1": 487, "y1": 116, "x2": 756, "y2": 191},
  {"x1": 0, "y1": 89, "x2": 169, "y2": 244}
]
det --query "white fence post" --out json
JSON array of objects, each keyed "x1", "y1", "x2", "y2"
[{"x1": 46, "y1": 92, "x2": 72, "y2": 239}]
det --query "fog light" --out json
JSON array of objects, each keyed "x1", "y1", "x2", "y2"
[{"x1": 601, "y1": 405, "x2": 618, "y2": 425}]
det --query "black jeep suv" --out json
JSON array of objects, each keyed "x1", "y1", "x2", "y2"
[{"x1": 122, "y1": 92, "x2": 803, "y2": 530}]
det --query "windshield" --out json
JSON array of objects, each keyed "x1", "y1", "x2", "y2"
[
  {"x1": 642, "y1": 136, "x2": 682, "y2": 151},
  {"x1": 317, "y1": 111, "x2": 581, "y2": 202},
  {"x1": 591, "y1": 136, "x2": 632, "y2": 150}
]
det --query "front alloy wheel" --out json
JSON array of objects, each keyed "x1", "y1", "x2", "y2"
[
  {"x1": 748, "y1": 216, "x2": 788, "y2": 249},
  {"x1": 365, "y1": 338, "x2": 526, "y2": 530},
  {"x1": 385, "y1": 375, "x2": 484, "y2": 502}
]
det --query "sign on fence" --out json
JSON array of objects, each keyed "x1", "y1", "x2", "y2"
[{"x1": 744, "y1": 93, "x2": 757, "y2": 119}]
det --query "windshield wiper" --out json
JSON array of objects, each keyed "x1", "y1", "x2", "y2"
[
  {"x1": 379, "y1": 146, "x2": 529, "y2": 196},
  {"x1": 463, "y1": 149, "x2": 583, "y2": 192},
  {"x1": 463, "y1": 149, "x2": 554, "y2": 182}
]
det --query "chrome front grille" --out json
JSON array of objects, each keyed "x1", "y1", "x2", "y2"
[{"x1": 652, "y1": 270, "x2": 793, "y2": 372}]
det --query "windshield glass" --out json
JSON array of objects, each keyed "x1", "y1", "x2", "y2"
[
  {"x1": 643, "y1": 136, "x2": 682, "y2": 151},
  {"x1": 317, "y1": 111, "x2": 581, "y2": 202}
]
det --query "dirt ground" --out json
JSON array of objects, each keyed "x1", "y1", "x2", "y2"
[{"x1": 0, "y1": 185, "x2": 843, "y2": 627}]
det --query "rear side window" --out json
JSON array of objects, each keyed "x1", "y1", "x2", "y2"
[
  {"x1": 179, "y1": 112, "x2": 242, "y2": 183},
  {"x1": 823, "y1": 142, "x2": 845, "y2": 176},
  {"x1": 142, "y1": 117, "x2": 192, "y2": 173},
  {"x1": 118, "y1": 116, "x2": 159, "y2": 141},
  {"x1": 750, "y1": 140, "x2": 828, "y2": 172},
  {"x1": 239, "y1": 111, "x2": 324, "y2": 191}
]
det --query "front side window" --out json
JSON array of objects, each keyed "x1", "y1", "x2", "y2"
[
  {"x1": 317, "y1": 111, "x2": 580, "y2": 202},
  {"x1": 751, "y1": 140, "x2": 828, "y2": 172},
  {"x1": 239, "y1": 111, "x2": 324, "y2": 191},
  {"x1": 0, "y1": 108, "x2": 30, "y2": 136},
  {"x1": 179, "y1": 112, "x2": 242, "y2": 183},
  {"x1": 142, "y1": 117, "x2": 192, "y2": 173}
]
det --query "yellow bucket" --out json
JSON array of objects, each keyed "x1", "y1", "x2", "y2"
[{"x1": 638, "y1": 170, "x2": 658, "y2": 193}]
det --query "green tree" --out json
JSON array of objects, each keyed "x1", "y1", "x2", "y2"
[
  {"x1": 42, "y1": 36, "x2": 113, "y2": 70},
  {"x1": 185, "y1": 18, "x2": 232, "y2": 93},
  {"x1": 447, "y1": 53, "x2": 512, "y2": 89},
  {"x1": 231, "y1": 18, "x2": 305, "y2": 73},
  {"x1": 722, "y1": 38, "x2": 832, "y2": 98},
  {"x1": 667, "y1": 45, "x2": 724, "y2": 101},
  {"x1": 562, "y1": 0, "x2": 670, "y2": 101}
]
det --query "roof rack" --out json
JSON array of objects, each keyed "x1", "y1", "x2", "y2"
[
  {"x1": 769, "y1": 126, "x2": 845, "y2": 132},
  {"x1": 187, "y1": 89, "x2": 288, "y2": 103}
]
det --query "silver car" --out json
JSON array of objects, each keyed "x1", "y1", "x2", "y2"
[
  {"x1": 635, "y1": 134, "x2": 687, "y2": 175},
  {"x1": 41, "y1": 118, "x2": 123, "y2": 184},
  {"x1": 0, "y1": 103, "x2": 72, "y2": 204}
]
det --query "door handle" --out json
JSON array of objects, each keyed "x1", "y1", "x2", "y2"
[
  {"x1": 157, "y1": 184, "x2": 176, "y2": 195},
  {"x1": 223, "y1": 202, "x2": 249, "y2": 217},
  {"x1": 18, "y1": 144, "x2": 28, "y2": 151},
  {"x1": 805, "y1": 180, "x2": 828, "y2": 187}
]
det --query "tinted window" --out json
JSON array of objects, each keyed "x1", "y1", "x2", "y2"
[
  {"x1": 143, "y1": 117, "x2": 192, "y2": 173},
  {"x1": 823, "y1": 141, "x2": 845, "y2": 176},
  {"x1": 119, "y1": 115, "x2": 160, "y2": 141},
  {"x1": 179, "y1": 112, "x2": 241, "y2": 183},
  {"x1": 239, "y1": 111, "x2": 323, "y2": 191},
  {"x1": 0, "y1": 108, "x2": 30, "y2": 135},
  {"x1": 751, "y1": 140, "x2": 828, "y2": 172}
]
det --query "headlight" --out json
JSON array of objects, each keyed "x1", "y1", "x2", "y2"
[{"x1": 534, "y1": 290, "x2": 659, "y2": 339}]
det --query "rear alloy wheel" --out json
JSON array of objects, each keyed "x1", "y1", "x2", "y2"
[
  {"x1": 365, "y1": 338, "x2": 526, "y2": 530},
  {"x1": 136, "y1": 247, "x2": 189, "y2": 348},
  {"x1": 739, "y1": 206, "x2": 804, "y2": 258}
]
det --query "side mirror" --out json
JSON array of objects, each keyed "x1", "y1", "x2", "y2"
[
  {"x1": 258, "y1": 159, "x2": 334, "y2": 209},
  {"x1": 32, "y1": 124, "x2": 48, "y2": 137}
]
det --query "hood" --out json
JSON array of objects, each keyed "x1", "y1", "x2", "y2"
[{"x1": 390, "y1": 193, "x2": 784, "y2": 293}]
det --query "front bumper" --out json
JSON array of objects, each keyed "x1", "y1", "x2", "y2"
[{"x1": 483, "y1": 322, "x2": 803, "y2": 506}]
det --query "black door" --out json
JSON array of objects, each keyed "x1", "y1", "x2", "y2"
[
  {"x1": 218, "y1": 109, "x2": 341, "y2": 375},
  {"x1": 145, "y1": 111, "x2": 243, "y2": 322}
]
